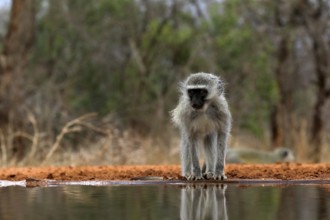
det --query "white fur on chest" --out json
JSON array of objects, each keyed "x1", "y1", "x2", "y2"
[{"x1": 190, "y1": 114, "x2": 217, "y2": 136}]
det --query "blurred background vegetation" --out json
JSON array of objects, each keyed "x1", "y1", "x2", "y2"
[{"x1": 0, "y1": 0, "x2": 329, "y2": 166}]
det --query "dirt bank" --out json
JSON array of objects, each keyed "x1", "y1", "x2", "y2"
[{"x1": 1, "y1": 163, "x2": 330, "y2": 181}]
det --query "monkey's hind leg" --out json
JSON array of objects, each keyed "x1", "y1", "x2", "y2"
[{"x1": 214, "y1": 133, "x2": 228, "y2": 180}]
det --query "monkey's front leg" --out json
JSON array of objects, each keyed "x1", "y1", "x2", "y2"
[
  {"x1": 203, "y1": 134, "x2": 217, "y2": 179},
  {"x1": 215, "y1": 133, "x2": 228, "y2": 180},
  {"x1": 189, "y1": 137, "x2": 203, "y2": 180},
  {"x1": 180, "y1": 135, "x2": 192, "y2": 178}
]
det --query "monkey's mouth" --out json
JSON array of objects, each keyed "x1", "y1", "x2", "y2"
[{"x1": 191, "y1": 103, "x2": 205, "y2": 110}]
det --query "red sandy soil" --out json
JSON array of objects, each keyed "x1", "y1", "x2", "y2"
[{"x1": 1, "y1": 163, "x2": 330, "y2": 181}]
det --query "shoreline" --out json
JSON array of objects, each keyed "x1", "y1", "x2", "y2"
[{"x1": 1, "y1": 163, "x2": 330, "y2": 182}]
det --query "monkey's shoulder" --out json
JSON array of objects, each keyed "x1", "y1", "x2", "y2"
[
  {"x1": 207, "y1": 101, "x2": 231, "y2": 119},
  {"x1": 171, "y1": 99, "x2": 194, "y2": 127}
]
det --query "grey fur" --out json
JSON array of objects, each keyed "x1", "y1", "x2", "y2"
[
  {"x1": 171, "y1": 72, "x2": 232, "y2": 180},
  {"x1": 226, "y1": 147, "x2": 295, "y2": 163}
]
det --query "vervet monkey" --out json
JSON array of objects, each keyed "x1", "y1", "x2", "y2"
[
  {"x1": 171, "y1": 73, "x2": 232, "y2": 180},
  {"x1": 226, "y1": 147, "x2": 295, "y2": 163}
]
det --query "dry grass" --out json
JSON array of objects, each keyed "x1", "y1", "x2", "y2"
[
  {"x1": 42, "y1": 129, "x2": 180, "y2": 166},
  {"x1": 229, "y1": 119, "x2": 330, "y2": 163},
  {"x1": 291, "y1": 119, "x2": 311, "y2": 162},
  {"x1": 0, "y1": 112, "x2": 104, "y2": 166},
  {"x1": 41, "y1": 113, "x2": 99, "y2": 165},
  {"x1": 0, "y1": 113, "x2": 329, "y2": 167},
  {"x1": 0, "y1": 112, "x2": 181, "y2": 167}
]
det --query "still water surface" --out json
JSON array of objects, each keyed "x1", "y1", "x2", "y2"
[{"x1": 1, "y1": 184, "x2": 330, "y2": 220}]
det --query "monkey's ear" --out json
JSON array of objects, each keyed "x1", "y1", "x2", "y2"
[
  {"x1": 217, "y1": 80, "x2": 224, "y2": 94},
  {"x1": 179, "y1": 82, "x2": 186, "y2": 94}
]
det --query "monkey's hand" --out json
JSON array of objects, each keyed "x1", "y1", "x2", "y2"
[
  {"x1": 214, "y1": 173, "x2": 227, "y2": 181},
  {"x1": 203, "y1": 172, "x2": 215, "y2": 180},
  {"x1": 185, "y1": 169, "x2": 204, "y2": 181},
  {"x1": 185, "y1": 174, "x2": 203, "y2": 181}
]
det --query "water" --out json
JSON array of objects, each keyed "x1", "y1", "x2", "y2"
[{"x1": 1, "y1": 184, "x2": 330, "y2": 220}]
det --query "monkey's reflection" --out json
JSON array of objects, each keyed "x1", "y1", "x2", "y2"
[{"x1": 180, "y1": 184, "x2": 228, "y2": 220}]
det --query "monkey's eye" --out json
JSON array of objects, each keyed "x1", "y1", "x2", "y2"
[
  {"x1": 200, "y1": 89, "x2": 208, "y2": 98},
  {"x1": 187, "y1": 89, "x2": 195, "y2": 98},
  {"x1": 187, "y1": 89, "x2": 208, "y2": 99}
]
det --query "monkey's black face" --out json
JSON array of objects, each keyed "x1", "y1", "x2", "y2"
[
  {"x1": 280, "y1": 150, "x2": 289, "y2": 159},
  {"x1": 187, "y1": 89, "x2": 208, "y2": 110}
]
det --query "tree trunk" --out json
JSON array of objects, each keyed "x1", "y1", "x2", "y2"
[
  {"x1": 271, "y1": 2, "x2": 294, "y2": 148},
  {"x1": 309, "y1": 35, "x2": 329, "y2": 162},
  {"x1": 272, "y1": 35, "x2": 286, "y2": 147},
  {"x1": 0, "y1": 0, "x2": 36, "y2": 124},
  {"x1": 0, "y1": 0, "x2": 36, "y2": 159},
  {"x1": 272, "y1": 35, "x2": 294, "y2": 148},
  {"x1": 298, "y1": 0, "x2": 330, "y2": 162}
]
